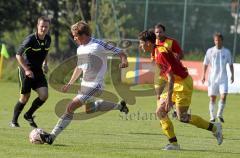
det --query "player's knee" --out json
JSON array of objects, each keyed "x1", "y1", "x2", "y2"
[
  {"x1": 66, "y1": 100, "x2": 82, "y2": 113},
  {"x1": 39, "y1": 94, "x2": 48, "y2": 101},
  {"x1": 155, "y1": 109, "x2": 167, "y2": 119},
  {"x1": 85, "y1": 100, "x2": 102, "y2": 113},
  {"x1": 177, "y1": 113, "x2": 190, "y2": 123},
  {"x1": 19, "y1": 96, "x2": 30, "y2": 104}
]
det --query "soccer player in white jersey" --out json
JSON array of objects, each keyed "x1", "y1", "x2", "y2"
[
  {"x1": 40, "y1": 21, "x2": 129, "y2": 144},
  {"x1": 202, "y1": 33, "x2": 234, "y2": 123}
]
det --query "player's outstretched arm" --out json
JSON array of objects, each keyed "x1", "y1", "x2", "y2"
[{"x1": 62, "y1": 67, "x2": 83, "y2": 92}]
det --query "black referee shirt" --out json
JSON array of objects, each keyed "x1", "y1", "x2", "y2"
[{"x1": 17, "y1": 33, "x2": 51, "y2": 71}]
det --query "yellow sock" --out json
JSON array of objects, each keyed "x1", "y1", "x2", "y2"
[
  {"x1": 160, "y1": 117, "x2": 176, "y2": 141},
  {"x1": 189, "y1": 115, "x2": 214, "y2": 131}
]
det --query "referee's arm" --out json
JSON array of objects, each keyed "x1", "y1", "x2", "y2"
[{"x1": 16, "y1": 54, "x2": 34, "y2": 78}]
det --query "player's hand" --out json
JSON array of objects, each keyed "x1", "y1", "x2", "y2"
[
  {"x1": 231, "y1": 75, "x2": 234, "y2": 83},
  {"x1": 25, "y1": 70, "x2": 34, "y2": 78},
  {"x1": 62, "y1": 83, "x2": 71, "y2": 93},
  {"x1": 119, "y1": 61, "x2": 128, "y2": 68},
  {"x1": 201, "y1": 76, "x2": 205, "y2": 84},
  {"x1": 43, "y1": 64, "x2": 48, "y2": 74}
]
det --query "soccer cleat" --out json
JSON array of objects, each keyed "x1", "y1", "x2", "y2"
[
  {"x1": 162, "y1": 143, "x2": 180, "y2": 150},
  {"x1": 10, "y1": 122, "x2": 20, "y2": 128},
  {"x1": 218, "y1": 117, "x2": 224, "y2": 123},
  {"x1": 40, "y1": 133, "x2": 55, "y2": 145},
  {"x1": 210, "y1": 118, "x2": 215, "y2": 122},
  {"x1": 119, "y1": 100, "x2": 129, "y2": 114},
  {"x1": 24, "y1": 113, "x2": 38, "y2": 128},
  {"x1": 213, "y1": 122, "x2": 223, "y2": 145}
]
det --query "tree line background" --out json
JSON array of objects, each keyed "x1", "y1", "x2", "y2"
[{"x1": 0, "y1": 0, "x2": 239, "y2": 61}]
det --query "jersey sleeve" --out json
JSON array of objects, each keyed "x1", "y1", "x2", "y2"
[
  {"x1": 16, "y1": 36, "x2": 32, "y2": 55},
  {"x1": 172, "y1": 39, "x2": 183, "y2": 55},
  {"x1": 203, "y1": 49, "x2": 211, "y2": 65},
  {"x1": 96, "y1": 39, "x2": 122, "y2": 55}
]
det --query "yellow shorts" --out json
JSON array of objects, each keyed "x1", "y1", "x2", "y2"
[{"x1": 156, "y1": 75, "x2": 193, "y2": 107}]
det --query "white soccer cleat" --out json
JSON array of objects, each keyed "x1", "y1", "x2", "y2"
[
  {"x1": 213, "y1": 122, "x2": 223, "y2": 145},
  {"x1": 162, "y1": 143, "x2": 180, "y2": 150}
]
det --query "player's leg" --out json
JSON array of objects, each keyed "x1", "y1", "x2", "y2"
[
  {"x1": 209, "y1": 96, "x2": 217, "y2": 122},
  {"x1": 217, "y1": 93, "x2": 227, "y2": 123},
  {"x1": 41, "y1": 84, "x2": 101, "y2": 144},
  {"x1": 176, "y1": 75, "x2": 223, "y2": 145},
  {"x1": 52, "y1": 97, "x2": 82, "y2": 138},
  {"x1": 40, "y1": 97, "x2": 83, "y2": 145},
  {"x1": 11, "y1": 93, "x2": 31, "y2": 127},
  {"x1": 176, "y1": 105, "x2": 223, "y2": 145},
  {"x1": 24, "y1": 87, "x2": 48, "y2": 128},
  {"x1": 10, "y1": 67, "x2": 31, "y2": 127},
  {"x1": 216, "y1": 83, "x2": 228, "y2": 123},
  {"x1": 86, "y1": 99, "x2": 129, "y2": 114},
  {"x1": 175, "y1": 75, "x2": 211, "y2": 130},
  {"x1": 208, "y1": 82, "x2": 219, "y2": 122},
  {"x1": 156, "y1": 98, "x2": 179, "y2": 150},
  {"x1": 84, "y1": 86, "x2": 129, "y2": 114}
]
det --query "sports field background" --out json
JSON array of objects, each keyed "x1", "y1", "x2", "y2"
[{"x1": 0, "y1": 81, "x2": 239, "y2": 158}]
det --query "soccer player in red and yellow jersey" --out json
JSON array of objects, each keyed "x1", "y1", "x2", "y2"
[
  {"x1": 138, "y1": 30, "x2": 223, "y2": 150},
  {"x1": 151, "y1": 23, "x2": 183, "y2": 61}
]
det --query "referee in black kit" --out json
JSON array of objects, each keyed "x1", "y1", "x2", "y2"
[{"x1": 10, "y1": 16, "x2": 51, "y2": 128}]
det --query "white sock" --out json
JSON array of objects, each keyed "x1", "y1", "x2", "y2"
[
  {"x1": 95, "y1": 100, "x2": 119, "y2": 111},
  {"x1": 51, "y1": 113, "x2": 73, "y2": 137},
  {"x1": 209, "y1": 101, "x2": 215, "y2": 120},
  {"x1": 217, "y1": 100, "x2": 225, "y2": 118}
]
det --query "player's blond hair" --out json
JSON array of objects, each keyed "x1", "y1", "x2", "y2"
[{"x1": 71, "y1": 20, "x2": 92, "y2": 36}]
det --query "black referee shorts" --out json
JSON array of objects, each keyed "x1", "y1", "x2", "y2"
[{"x1": 18, "y1": 67, "x2": 48, "y2": 94}]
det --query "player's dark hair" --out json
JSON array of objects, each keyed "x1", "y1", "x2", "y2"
[
  {"x1": 154, "y1": 23, "x2": 166, "y2": 32},
  {"x1": 138, "y1": 30, "x2": 156, "y2": 44},
  {"x1": 213, "y1": 32, "x2": 223, "y2": 40},
  {"x1": 37, "y1": 16, "x2": 51, "y2": 24},
  {"x1": 71, "y1": 20, "x2": 92, "y2": 36}
]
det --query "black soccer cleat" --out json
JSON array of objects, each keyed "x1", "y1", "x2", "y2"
[
  {"x1": 218, "y1": 117, "x2": 224, "y2": 123},
  {"x1": 210, "y1": 119, "x2": 215, "y2": 123},
  {"x1": 119, "y1": 100, "x2": 129, "y2": 114},
  {"x1": 40, "y1": 133, "x2": 54, "y2": 145},
  {"x1": 24, "y1": 113, "x2": 38, "y2": 128},
  {"x1": 10, "y1": 121, "x2": 20, "y2": 128}
]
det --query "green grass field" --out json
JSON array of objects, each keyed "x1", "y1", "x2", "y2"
[{"x1": 0, "y1": 81, "x2": 240, "y2": 158}]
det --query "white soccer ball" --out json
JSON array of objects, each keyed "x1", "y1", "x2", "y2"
[{"x1": 29, "y1": 128, "x2": 45, "y2": 144}]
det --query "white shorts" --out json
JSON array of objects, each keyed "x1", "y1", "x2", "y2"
[
  {"x1": 208, "y1": 81, "x2": 228, "y2": 96},
  {"x1": 76, "y1": 84, "x2": 102, "y2": 103}
]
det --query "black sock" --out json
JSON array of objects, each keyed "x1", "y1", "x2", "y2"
[
  {"x1": 12, "y1": 101, "x2": 26, "y2": 123},
  {"x1": 169, "y1": 137, "x2": 178, "y2": 143},
  {"x1": 25, "y1": 97, "x2": 45, "y2": 116}
]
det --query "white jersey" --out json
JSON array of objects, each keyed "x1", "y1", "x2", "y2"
[
  {"x1": 76, "y1": 38, "x2": 121, "y2": 87},
  {"x1": 203, "y1": 46, "x2": 233, "y2": 84}
]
